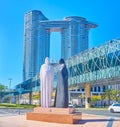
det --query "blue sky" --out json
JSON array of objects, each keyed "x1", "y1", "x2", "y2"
[{"x1": 0, "y1": 0, "x2": 120, "y2": 88}]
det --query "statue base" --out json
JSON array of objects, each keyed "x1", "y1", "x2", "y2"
[{"x1": 26, "y1": 107, "x2": 82, "y2": 124}]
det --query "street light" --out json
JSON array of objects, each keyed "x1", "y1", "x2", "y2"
[
  {"x1": 18, "y1": 84, "x2": 24, "y2": 115},
  {"x1": 108, "y1": 85, "x2": 111, "y2": 105},
  {"x1": 8, "y1": 78, "x2": 12, "y2": 104}
]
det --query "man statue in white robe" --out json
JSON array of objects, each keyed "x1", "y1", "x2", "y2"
[{"x1": 40, "y1": 57, "x2": 54, "y2": 107}]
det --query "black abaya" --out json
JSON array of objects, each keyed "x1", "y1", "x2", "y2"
[{"x1": 54, "y1": 64, "x2": 68, "y2": 108}]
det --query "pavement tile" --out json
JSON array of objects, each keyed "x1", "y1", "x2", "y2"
[{"x1": 0, "y1": 114, "x2": 120, "y2": 127}]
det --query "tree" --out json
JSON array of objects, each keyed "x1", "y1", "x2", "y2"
[
  {"x1": 91, "y1": 95, "x2": 101, "y2": 106},
  {"x1": 0, "y1": 83, "x2": 8, "y2": 102},
  {"x1": 101, "y1": 89, "x2": 120, "y2": 103},
  {"x1": 0, "y1": 83, "x2": 7, "y2": 91}
]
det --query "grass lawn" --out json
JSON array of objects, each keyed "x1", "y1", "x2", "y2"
[
  {"x1": 76, "y1": 107, "x2": 108, "y2": 110},
  {"x1": 0, "y1": 103, "x2": 37, "y2": 108}
]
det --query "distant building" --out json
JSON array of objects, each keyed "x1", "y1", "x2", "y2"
[
  {"x1": 23, "y1": 10, "x2": 97, "y2": 81},
  {"x1": 23, "y1": 10, "x2": 48, "y2": 81}
]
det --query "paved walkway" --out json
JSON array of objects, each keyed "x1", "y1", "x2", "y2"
[{"x1": 0, "y1": 113, "x2": 120, "y2": 127}]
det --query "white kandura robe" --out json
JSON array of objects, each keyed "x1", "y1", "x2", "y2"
[{"x1": 40, "y1": 63, "x2": 54, "y2": 107}]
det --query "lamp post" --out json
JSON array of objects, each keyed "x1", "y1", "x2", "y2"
[
  {"x1": 18, "y1": 84, "x2": 24, "y2": 115},
  {"x1": 108, "y1": 85, "x2": 111, "y2": 105},
  {"x1": 8, "y1": 78, "x2": 12, "y2": 104}
]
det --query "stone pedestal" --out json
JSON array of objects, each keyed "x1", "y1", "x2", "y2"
[{"x1": 26, "y1": 107, "x2": 82, "y2": 124}]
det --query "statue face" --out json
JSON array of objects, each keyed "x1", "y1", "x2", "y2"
[{"x1": 45, "y1": 57, "x2": 50, "y2": 64}]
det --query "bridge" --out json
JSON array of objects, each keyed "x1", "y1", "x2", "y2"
[
  {"x1": 66, "y1": 39, "x2": 120, "y2": 87},
  {"x1": 1, "y1": 39, "x2": 120, "y2": 107}
]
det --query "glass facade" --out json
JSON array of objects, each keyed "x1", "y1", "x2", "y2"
[
  {"x1": 23, "y1": 10, "x2": 97, "y2": 81},
  {"x1": 21, "y1": 39, "x2": 120, "y2": 94},
  {"x1": 23, "y1": 10, "x2": 48, "y2": 81}
]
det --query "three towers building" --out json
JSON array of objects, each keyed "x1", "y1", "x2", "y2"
[{"x1": 23, "y1": 10, "x2": 97, "y2": 81}]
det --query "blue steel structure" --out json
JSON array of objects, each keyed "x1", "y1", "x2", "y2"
[
  {"x1": 18, "y1": 39, "x2": 120, "y2": 93},
  {"x1": 1, "y1": 39, "x2": 120, "y2": 100}
]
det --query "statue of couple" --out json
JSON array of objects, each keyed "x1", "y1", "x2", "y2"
[{"x1": 40, "y1": 57, "x2": 68, "y2": 108}]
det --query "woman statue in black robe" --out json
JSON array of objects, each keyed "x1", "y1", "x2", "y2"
[{"x1": 54, "y1": 58, "x2": 68, "y2": 108}]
